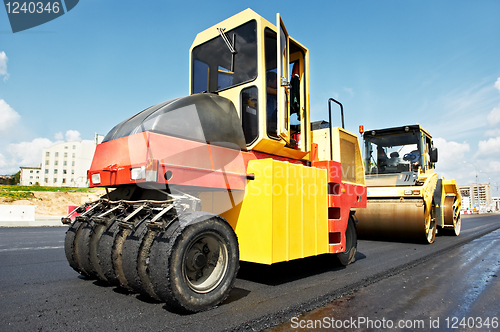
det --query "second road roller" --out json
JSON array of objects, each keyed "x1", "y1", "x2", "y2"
[{"x1": 356, "y1": 124, "x2": 462, "y2": 244}]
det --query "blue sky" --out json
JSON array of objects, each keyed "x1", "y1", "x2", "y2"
[{"x1": 0, "y1": 0, "x2": 499, "y2": 194}]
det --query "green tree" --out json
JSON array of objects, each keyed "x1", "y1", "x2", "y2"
[{"x1": 11, "y1": 171, "x2": 20, "y2": 185}]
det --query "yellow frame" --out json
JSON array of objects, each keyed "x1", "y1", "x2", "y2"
[{"x1": 189, "y1": 9, "x2": 312, "y2": 161}]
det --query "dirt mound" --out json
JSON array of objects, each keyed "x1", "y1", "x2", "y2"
[{"x1": 0, "y1": 189, "x2": 106, "y2": 216}]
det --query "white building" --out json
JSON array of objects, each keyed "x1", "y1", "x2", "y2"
[
  {"x1": 459, "y1": 184, "x2": 492, "y2": 213},
  {"x1": 493, "y1": 197, "x2": 500, "y2": 211},
  {"x1": 20, "y1": 164, "x2": 42, "y2": 186},
  {"x1": 41, "y1": 134, "x2": 103, "y2": 187}
]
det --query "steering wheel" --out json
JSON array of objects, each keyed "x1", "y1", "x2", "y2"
[{"x1": 403, "y1": 152, "x2": 419, "y2": 162}]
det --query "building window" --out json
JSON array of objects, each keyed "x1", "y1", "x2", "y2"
[
  {"x1": 72, "y1": 161, "x2": 75, "y2": 166},
  {"x1": 45, "y1": 160, "x2": 49, "y2": 165},
  {"x1": 54, "y1": 161, "x2": 58, "y2": 166},
  {"x1": 72, "y1": 153, "x2": 75, "y2": 158},
  {"x1": 64, "y1": 152, "x2": 68, "y2": 157},
  {"x1": 71, "y1": 170, "x2": 74, "y2": 174},
  {"x1": 54, "y1": 169, "x2": 58, "y2": 174},
  {"x1": 71, "y1": 178, "x2": 74, "y2": 183},
  {"x1": 46, "y1": 152, "x2": 50, "y2": 157},
  {"x1": 64, "y1": 161, "x2": 67, "y2": 166},
  {"x1": 30, "y1": 176, "x2": 33, "y2": 179},
  {"x1": 30, "y1": 170, "x2": 33, "y2": 173},
  {"x1": 62, "y1": 178, "x2": 66, "y2": 184},
  {"x1": 36, "y1": 176, "x2": 39, "y2": 179},
  {"x1": 64, "y1": 146, "x2": 68, "y2": 149},
  {"x1": 55, "y1": 152, "x2": 59, "y2": 157},
  {"x1": 45, "y1": 169, "x2": 48, "y2": 174},
  {"x1": 72, "y1": 145, "x2": 76, "y2": 149},
  {"x1": 53, "y1": 178, "x2": 57, "y2": 183},
  {"x1": 63, "y1": 169, "x2": 67, "y2": 175},
  {"x1": 44, "y1": 178, "x2": 48, "y2": 183},
  {"x1": 36, "y1": 170, "x2": 39, "y2": 174}
]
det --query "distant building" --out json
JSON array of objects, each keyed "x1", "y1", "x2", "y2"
[
  {"x1": 40, "y1": 134, "x2": 104, "y2": 187},
  {"x1": 459, "y1": 184, "x2": 492, "y2": 212},
  {"x1": 493, "y1": 197, "x2": 499, "y2": 211},
  {"x1": 20, "y1": 164, "x2": 42, "y2": 186}
]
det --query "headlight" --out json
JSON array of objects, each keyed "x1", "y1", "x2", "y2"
[
  {"x1": 91, "y1": 173, "x2": 101, "y2": 184},
  {"x1": 145, "y1": 159, "x2": 158, "y2": 182},
  {"x1": 131, "y1": 166, "x2": 145, "y2": 180}
]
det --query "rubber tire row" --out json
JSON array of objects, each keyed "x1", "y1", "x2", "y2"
[{"x1": 64, "y1": 211, "x2": 239, "y2": 313}]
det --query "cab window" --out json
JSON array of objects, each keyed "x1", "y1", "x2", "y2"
[{"x1": 192, "y1": 20, "x2": 257, "y2": 93}]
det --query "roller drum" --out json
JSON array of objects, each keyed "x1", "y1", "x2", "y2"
[{"x1": 356, "y1": 198, "x2": 433, "y2": 243}]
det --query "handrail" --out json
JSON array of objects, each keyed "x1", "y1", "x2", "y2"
[{"x1": 328, "y1": 98, "x2": 345, "y2": 160}]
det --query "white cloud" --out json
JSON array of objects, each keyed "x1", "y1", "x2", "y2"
[
  {"x1": 485, "y1": 128, "x2": 500, "y2": 137},
  {"x1": 7, "y1": 138, "x2": 56, "y2": 167},
  {"x1": 0, "y1": 152, "x2": 6, "y2": 169},
  {"x1": 433, "y1": 138, "x2": 470, "y2": 174},
  {"x1": 65, "y1": 130, "x2": 81, "y2": 142},
  {"x1": 489, "y1": 160, "x2": 500, "y2": 173},
  {"x1": 476, "y1": 137, "x2": 500, "y2": 157},
  {"x1": 0, "y1": 99, "x2": 21, "y2": 134},
  {"x1": 343, "y1": 87, "x2": 354, "y2": 97},
  {"x1": 0, "y1": 130, "x2": 84, "y2": 174},
  {"x1": 487, "y1": 105, "x2": 500, "y2": 126},
  {"x1": 0, "y1": 51, "x2": 9, "y2": 81},
  {"x1": 495, "y1": 77, "x2": 500, "y2": 92}
]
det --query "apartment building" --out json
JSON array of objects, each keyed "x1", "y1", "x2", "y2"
[
  {"x1": 40, "y1": 134, "x2": 103, "y2": 187},
  {"x1": 19, "y1": 164, "x2": 42, "y2": 186},
  {"x1": 459, "y1": 184, "x2": 492, "y2": 212}
]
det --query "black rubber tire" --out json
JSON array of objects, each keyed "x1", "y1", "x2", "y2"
[
  {"x1": 137, "y1": 229, "x2": 161, "y2": 300},
  {"x1": 122, "y1": 220, "x2": 147, "y2": 293},
  {"x1": 88, "y1": 223, "x2": 110, "y2": 282},
  {"x1": 336, "y1": 216, "x2": 357, "y2": 266},
  {"x1": 149, "y1": 212, "x2": 239, "y2": 312},
  {"x1": 64, "y1": 220, "x2": 91, "y2": 277},
  {"x1": 97, "y1": 218, "x2": 120, "y2": 285},
  {"x1": 76, "y1": 223, "x2": 99, "y2": 279},
  {"x1": 112, "y1": 228, "x2": 133, "y2": 290},
  {"x1": 122, "y1": 221, "x2": 161, "y2": 299}
]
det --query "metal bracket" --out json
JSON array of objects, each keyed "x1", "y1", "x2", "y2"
[
  {"x1": 146, "y1": 205, "x2": 175, "y2": 231},
  {"x1": 118, "y1": 203, "x2": 150, "y2": 230},
  {"x1": 75, "y1": 201, "x2": 102, "y2": 224}
]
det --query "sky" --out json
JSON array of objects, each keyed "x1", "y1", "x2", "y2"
[{"x1": 0, "y1": 0, "x2": 499, "y2": 195}]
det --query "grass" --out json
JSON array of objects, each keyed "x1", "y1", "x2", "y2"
[
  {"x1": 0, "y1": 191, "x2": 36, "y2": 202},
  {"x1": 0, "y1": 185, "x2": 96, "y2": 202},
  {"x1": 0, "y1": 185, "x2": 93, "y2": 193}
]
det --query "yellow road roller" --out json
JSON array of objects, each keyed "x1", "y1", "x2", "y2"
[{"x1": 356, "y1": 124, "x2": 461, "y2": 243}]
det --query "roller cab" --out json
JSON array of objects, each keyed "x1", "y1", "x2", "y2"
[{"x1": 356, "y1": 124, "x2": 462, "y2": 243}]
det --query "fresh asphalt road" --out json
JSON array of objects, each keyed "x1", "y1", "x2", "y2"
[
  {"x1": 269, "y1": 217, "x2": 500, "y2": 332},
  {"x1": 0, "y1": 214, "x2": 499, "y2": 332}
]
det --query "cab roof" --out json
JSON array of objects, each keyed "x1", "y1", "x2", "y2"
[{"x1": 363, "y1": 124, "x2": 432, "y2": 139}]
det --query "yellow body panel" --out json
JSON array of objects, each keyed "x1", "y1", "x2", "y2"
[
  {"x1": 203, "y1": 159, "x2": 328, "y2": 264},
  {"x1": 312, "y1": 127, "x2": 365, "y2": 185}
]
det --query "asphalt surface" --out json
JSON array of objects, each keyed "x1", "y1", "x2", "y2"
[
  {"x1": 0, "y1": 214, "x2": 499, "y2": 332},
  {"x1": 269, "y1": 218, "x2": 500, "y2": 332}
]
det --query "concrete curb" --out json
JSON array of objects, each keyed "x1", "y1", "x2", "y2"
[{"x1": 0, "y1": 216, "x2": 65, "y2": 227}]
